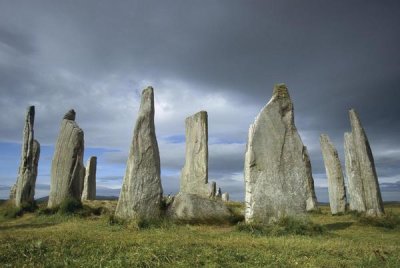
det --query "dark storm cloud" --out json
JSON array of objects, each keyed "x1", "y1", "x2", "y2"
[{"x1": 0, "y1": 0, "x2": 399, "y2": 198}]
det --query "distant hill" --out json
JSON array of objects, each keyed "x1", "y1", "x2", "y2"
[{"x1": 35, "y1": 195, "x2": 118, "y2": 203}]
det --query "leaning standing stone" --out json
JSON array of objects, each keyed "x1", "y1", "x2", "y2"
[
  {"x1": 14, "y1": 106, "x2": 41, "y2": 207},
  {"x1": 81, "y1": 156, "x2": 97, "y2": 201},
  {"x1": 344, "y1": 109, "x2": 384, "y2": 216},
  {"x1": 244, "y1": 84, "x2": 318, "y2": 224},
  {"x1": 115, "y1": 87, "x2": 163, "y2": 220},
  {"x1": 48, "y1": 109, "x2": 85, "y2": 208},
  {"x1": 320, "y1": 134, "x2": 347, "y2": 214}
]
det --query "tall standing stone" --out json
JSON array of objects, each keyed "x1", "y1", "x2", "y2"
[
  {"x1": 180, "y1": 111, "x2": 209, "y2": 197},
  {"x1": 344, "y1": 132, "x2": 365, "y2": 211},
  {"x1": 13, "y1": 106, "x2": 41, "y2": 207},
  {"x1": 344, "y1": 109, "x2": 384, "y2": 216},
  {"x1": 244, "y1": 84, "x2": 318, "y2": 224},
  {"x1": 115, "y1": 87, "x2": 163, "y2": 220},
  {"x1": 81, "y1": 156, "x2": 97, "y2": 201},
  {"x1": 320, "y1": 134, "x2": 347, "y2": 214},
  {"x1": 48, "y1": 109, "x2": 85, "y2": 208}
]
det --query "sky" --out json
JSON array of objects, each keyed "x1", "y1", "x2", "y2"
[{"x1": 0, "y1": 0, "x2": 399, "y2": 201}]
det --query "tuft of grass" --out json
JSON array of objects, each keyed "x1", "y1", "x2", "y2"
[
  {"x1": 58, "y1": 198, "x2": 83, "y2": 215},
  {"x1": 356, "y1": 211, "x2": 400, "y2": 229},
  {"x1": 1, "y1": 201, "x2": 38, "y2": 219},
  {"x1": 237, "y1": 216, "x2": 325, "y2": 236},
  {"x1": 225, "y1": 201, "x2": 245, "y2": 224},
  {"x1": 36, "y1": 207, "x2": 58, "y2": 216},
  {"x1": 307, "y1": 207, "x2": 323, "y2": 215},
  {"x1": 20, "y1": 201, "x2": 38, "y2": 212},
  {"x1": 108, "y1": 214, "x2": 174, "y2": 230},
  {"x1": 2, "y1": 206, "x2": 24, "y2": 219}
]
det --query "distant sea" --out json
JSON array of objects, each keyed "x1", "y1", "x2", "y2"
[{"x1": 315, "y1": 187, "x2": 400, "y2": 203}]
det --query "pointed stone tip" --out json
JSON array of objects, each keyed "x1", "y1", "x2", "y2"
[
  {"x1": 349, "y1": 108, "x2": 357, "y2": 115},
  {"x1": 272, "y1": 83, "x2": 290, "y2": 99},
  {"x1": 320, "y1": 134, "x2": 333, "y2": 145},
  {"x1": 63, "y1": 109, "x2": 76, "y2": 121},
  {"x1": 142, "y1": 86, "x2": 154, "y2": 94},
  {"x1": 320, "y1": 133, "x2": 328, "y2": 141},
  {"x1": 26, "y1": 105, "x2": 35, "y2": 118},
  {"x1": 348, "y1": 108, "x2": 362, "y2": 126},
  {"x1": 196, "y1": 110, "x2": 208, "y2": 117}
]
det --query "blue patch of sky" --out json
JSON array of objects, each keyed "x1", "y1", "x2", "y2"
[
  {"x1": 208, "y1": 137, "x2": 245, "y2": 145},
  {"x1": 0, "y1": 142, "x2": 124, "y2": 186},
  {"x1": 162, "y1": 134, "x2": 185, "y2": 144}
]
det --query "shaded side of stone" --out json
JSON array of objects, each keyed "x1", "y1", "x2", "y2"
[
  {"x1": 320, "y1": 134, "x2": 347, "y2": 214},
  {"x1": 115, "y1": 87, "x2": 163, "y2": 220}
]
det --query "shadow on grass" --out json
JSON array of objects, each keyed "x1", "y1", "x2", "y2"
[
  {"x1": 323, "y1": 221, "x2": 353, "y2": 231},
  {"x1": 0, "y1": 222, "x2": 59, "y2": 231}
]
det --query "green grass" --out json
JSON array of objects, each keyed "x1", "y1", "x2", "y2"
[{"x1": 0, "y1": 201, "x2": 399, "y2": 267}]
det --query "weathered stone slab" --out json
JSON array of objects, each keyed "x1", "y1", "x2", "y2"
[
  {"x1": 222, "y1": 192, "x2": 229, "y2": 202},
  {"x1": 48, "y1": 109, "x2": 85, "y2": 208},
  {"x1": 216, "y1": 187, "x2": 222, "y2": 199},
  {"x1": 344, "y1": 132, "x2": 365, "y2": 211},
  {"x1": 209, "y1": 181, "x2": 216, "y2": 198},
  {"x1": 81, "y1": 156, "x2": 97, "y2": 201},
  {"x1": 9, "y1": 184, "x2": 16, "y2": 201},
  {"x1": 167, "y1": 193, "x2": 233, "y2": 223},
  {"x1": 180, "y1": 111, "x2": 209, "y2": 197},
  {"x1": 115, "y1": 87, "x2": 163, "y2": 220},
  {"x1": 244, "y1": 84, "x2": 318, "y2": 224},
  {"x1": 14, "y1": 106, "x2": 41, "y2": 207},
  {"x1": 344, "y1": 109, "x2": 384, "y2": 216},
  {"x1": 320, "y1": 134, "x2": 347, "y2": 214}
]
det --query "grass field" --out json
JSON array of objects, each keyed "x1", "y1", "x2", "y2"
[{"x1": 0, "y1": 200, "x2": 399, "y2": 267}]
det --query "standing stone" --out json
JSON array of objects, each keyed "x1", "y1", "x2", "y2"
[
  {"x1": 81, "y1": 156, "x2": 97, "y2": 201},
  {"x1": 209, "y1": 181, "x2": 216, "y2": 198},
  {"x1": 115, "y1": 87, "x2": 163, "y2": 220},
  {"x1": 216, "y1": 187, "x2": 222, "y2": 199},
  {"x1": 167, "y1": 192, "x2": 233, "y2": 223},
  {"x1": 13, "y1": 106, "x2": 41, "y2": 207},
  {"x1": 180, "y1": 111, "x2": 209, "y2": 197},
  {"x1": 320, "y1": 134, "x2": 347, "y2": 214},
  {"x1": 344, "y1": 109, "x2": 384, "y2": 216},
  {"x1": 344, "y1": 132, "x2": 365, "y2": 211},
  {"x1": 222, "y1": 192, "x2": 229, "y2": 202},
  {"x1": 244, "y1": 84, "x2": 318, "y2": 224},
  {"x1": 9, "y1": 184, "x2": 17, "y2": 201},
  {"x1": 48, "y1": 109, "x2": 85, "y2": 208}
]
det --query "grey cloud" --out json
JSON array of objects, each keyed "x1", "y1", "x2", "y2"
[{"x1": 0, "y1": 1, "x2": 399, "y2": 201}]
